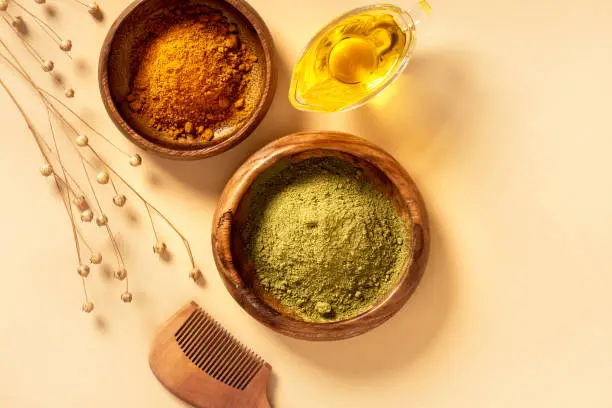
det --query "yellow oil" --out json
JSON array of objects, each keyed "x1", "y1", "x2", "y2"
[{"x1": 289, "y1": 5, "x2": 415, "y2": 112}]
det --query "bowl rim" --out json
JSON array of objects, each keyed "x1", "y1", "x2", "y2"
[
  {"x1": 212, "y1": 131, "x2": 430, "y2": 341},
  {"x1": 98, "y1": 0, "x2": 277, "y2": 160}
]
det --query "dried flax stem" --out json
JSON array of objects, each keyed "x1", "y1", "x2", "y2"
[
  {"x1": 46, "y1": 103, "x2": 84, "y2": 264},
  {"x1": 39, "y1": 89, "x2": 132, "y2": 158},
  {"x1": 0, "y1": 77, "x2": 90, "y2": 303},
  {"x1": 1, "y1": 15, "x2": 44, "y2": 63},
  {"x1": 1, "y1": 6, "x2": 201, "y2": 308},
  {"x1": 144, "y1": 203, "x2": 160, "y2": 242},
  {"x1": 84, "y1": 146, "x2": 196, "y2": 269},
  {"x1": 13, "y1": 1, "x2": 67, "y2": 47}
]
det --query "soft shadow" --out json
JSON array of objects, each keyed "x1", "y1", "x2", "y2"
[
  {"x1": 43, "y1": 4, "x2": 57, "y2": 19},
  {"x1": 133, "y1": 290, "x2": 162, "y2": 334},
  {"x1": 100, "y1": 263, "x2": 113, "y2": 281},
  {"x1": 192, "y1": 273, "x2": 206, "y2": 288},
  {"x1": 147, "y1": 171, "x2": 164, "y2": 187},
  {"x1": 149, "y1": 48, "x2": 307, "y2": 196},
  {"x1": 48, "y1": 178, "x2": 63, "y2": 198},
  {"x1": 267, "y1": 371, "x2": 279, "y2": 407},
  {"x1": 51, "y1": 72, "x2": 65, "y2": 87},
  {"x1": 125, "y1": 206, "x2": 140, "y2": 224},
  {"x1": 275, "y1": 213, "x2": 454, "y2": 376},
  {"x1": 74, "y1": 58, "x2": 90, "y2": 75},
  {"x1": 159, "y1": 248, "x2": 174, "y2": 264},
  {"x1": 94, "y1": 315, "x2": 109, "y2": 333},
  {"x1": 90, "y1": 8, "x2": 104, "y2": 22},
  {"x1": 352, "y1": 50, "x2": 480, "y2": 175},
  {"x1": 111, "y1": 233, "x2": 131, "y2": 259},
  {"x1": 76, "y1": 106, "x2": 98, "y2": 123}
]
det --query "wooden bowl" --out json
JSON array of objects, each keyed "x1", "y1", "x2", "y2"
[
  {"x1": 212, "y1": 132, "x2": 430, "y2": 341},
  {"x1": 98, "y1": 0, "x2": 276, "y2": 160}
]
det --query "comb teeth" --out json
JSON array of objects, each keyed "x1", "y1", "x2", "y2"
[{"x1": 175, "y1": 307, "x2": 265, "y2": 390}]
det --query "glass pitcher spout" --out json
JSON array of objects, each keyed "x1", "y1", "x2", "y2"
[
  {"x1": 289, "y1": 1, "x2": 432, "y2": 113},
  {"x1": 408, "y1": 0, "x2": 432, "y2": 25}
]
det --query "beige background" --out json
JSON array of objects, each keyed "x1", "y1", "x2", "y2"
[{"x1": 1, "y1": 0, "x2": 612, "y2": 407}]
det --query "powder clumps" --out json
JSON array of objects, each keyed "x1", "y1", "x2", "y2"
[
  {"x1": 244, "y1": 157, "x2": 411, "y2": 322},
  {"x1": 127, "y1": 5, "x2": 256, "y2": 142}
]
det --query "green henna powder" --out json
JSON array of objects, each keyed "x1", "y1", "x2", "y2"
[{"x1": 244, "y1": 157, "x2": 411, "y2": 322}]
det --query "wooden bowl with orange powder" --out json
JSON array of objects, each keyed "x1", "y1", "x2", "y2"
[{"x1": 99, "y1": 0, "x2": 276, "y2": 160}]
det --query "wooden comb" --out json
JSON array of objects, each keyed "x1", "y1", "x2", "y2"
[{"x1": 149, "y1": 301, "x2": 272, "y2": 408}]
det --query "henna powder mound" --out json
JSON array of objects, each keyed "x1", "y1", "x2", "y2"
[{"x1": 244, "y1": 157, "x2": 411, "y2": 323}]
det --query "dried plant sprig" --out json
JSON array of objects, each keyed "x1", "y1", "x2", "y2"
[
  {"x1": 34, "y1": 79, "x2": 197, "y2": 274},
  {"x1": 1, "y1": 15, "x2": 43, "y2": 63},
  {"x1": 0, "y1": 5, "x2": 74, "y2": 96},
  {"x1": 0, "y1": 5, "x2": 202, "y2": 312},
  {"x1": 1, "y1": 14, "x2": 54, "y2": 69},
  {"x1": 12, "y1": 1, "x2": 73, "y2": 54},
  {"x1": 39, "y1": 89, "x2": 134, "y2": 158},
  {"x1": 19, "y1": 79, "x2": 132, "y2": 284},
  {"x1": 44, "y1": 103, "x2": 99, "y2": 308},
  {"x1": 1, "y1": 64, "x2": 200, "y2": 307},
  {"x1": 0, "y1": 77, "x2": 95, "y2": 309},
  {"x1": 65, "y1": 0, "x2": 100, "y2": 15},
  {"x1": 34, "y1": 94, "x2": 136, "y2": 278}
]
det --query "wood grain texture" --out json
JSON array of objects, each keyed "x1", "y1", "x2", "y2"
[
  {"x1": 212, "y1": 131, "x2": 430, "y2": 341},
  {"x1": 98, "y1": 0, "x2": 277, "y2": 160},
  {"x1": 150, "y1": 301, "x2": 273, "y2": 408}
]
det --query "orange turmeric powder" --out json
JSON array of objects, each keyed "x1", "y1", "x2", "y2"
[{"x1": 126, "y1": 5, "x2": 256, "y2": 142}]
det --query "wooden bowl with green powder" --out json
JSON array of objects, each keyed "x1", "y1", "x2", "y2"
[{"x1": 213, "y1": 132, "x2": 429, "y2": 341}]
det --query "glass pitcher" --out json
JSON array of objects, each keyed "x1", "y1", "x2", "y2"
[{"x1": 289, "y1": 1, "x2": 431, "y2": 113}]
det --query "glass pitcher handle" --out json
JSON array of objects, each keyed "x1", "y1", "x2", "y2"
[{"x1": 406, "y1": 0, "x2": 432, "y2": 25}]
